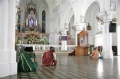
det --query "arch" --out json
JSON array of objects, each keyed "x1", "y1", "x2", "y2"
[
  {"x1": 68, "y1": 8, "x2": 74, "y2": 23},
  {"x1": 69, "y1": 15, "x2": 74, "y2": 35},
  {"x1": 85, "y1": 1, "x2": 100, "y2": 16},
  {"x1": 76, "y1": 0, "x2": 102, "y2": 16},
  {"x1": 84, "y1": 1, "x2": 100, "y2": 45},
  {"x1": 62, "y1": 1, "x2": 74, "y2": 29},
  {"x1": 85, "y1": 1, "x2": 100, "y2": 32}
]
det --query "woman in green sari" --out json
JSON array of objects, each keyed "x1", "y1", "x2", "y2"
[{"x1": 18, "y1": 47, "x2": 38, "y2": 72}]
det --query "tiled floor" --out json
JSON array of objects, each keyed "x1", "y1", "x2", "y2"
[{"x1": 1, "y1": 55, "x2": 120, "y2": 79}]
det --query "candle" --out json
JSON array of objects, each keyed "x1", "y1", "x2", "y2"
[{"x1": 36, "y1": 20, "x2": 37, "y2": 26}]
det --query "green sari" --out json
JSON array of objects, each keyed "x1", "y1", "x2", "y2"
[{"x1": 18, "y1": 47, "x2": 38, "y2": 72}]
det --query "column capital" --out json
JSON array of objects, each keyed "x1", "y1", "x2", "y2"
[
  {"x1": 97, "y1": 11, "x2": 116, "y2": 23},
  {"x1": 59, "y1": 29, "x2": 67, "y2": 36},
  {"x1": 72, "y1": 22, "x2": 86, "y2": 31}
]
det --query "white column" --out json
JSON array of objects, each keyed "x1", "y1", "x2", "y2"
[
  {"x1": 117, "y1": 26, "x2": 120, "y2": 55},
  {"x1": 0, "y1": 0, "x2": 9, "y2": 78},
  {"x1": 102, "y1": 22, "x2": 113, "y2": 59},
  {"x1": 49, "y1": 19, "x2": 53, "y2": 33},
  {"x1": 61, "y1": 30, "x2": 67, "y2": 50},
  {"x1": 0, "y1": 0, "x2": 17, "y2": 78},
  {"x1": 8, "y1": 0, "x2": 17, "y2": 76},
  {"x1": 60, "y1": 13, "x2": 64, "y2": 29},
  {"x1": 0, "y1": 0, "x2": 8, "y2": 50}
]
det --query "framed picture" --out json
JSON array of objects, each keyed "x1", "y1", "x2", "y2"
[{"x1": 110, "y1": 0, "x2": 116, "y2": 11}]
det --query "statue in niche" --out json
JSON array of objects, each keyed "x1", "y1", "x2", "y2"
[
  {"x1": 26, "y1": 0, "x2": 37, "y2": 31},
  {"x1": 80, "y1": 35, "x2": 87, "y2": 46},
  {"x1": 29, "y1": 18, "x2": 34, "y2": 27}
]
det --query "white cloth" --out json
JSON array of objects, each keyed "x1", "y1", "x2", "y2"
[{"x1": 53, "y1": 53, "x2": 56, "y2": 60}]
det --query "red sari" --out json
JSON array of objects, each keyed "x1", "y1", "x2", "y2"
[{"x1": 41, "y1": 50, "x2": 56, "y2": 66}]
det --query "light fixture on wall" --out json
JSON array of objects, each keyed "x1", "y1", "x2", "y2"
[{"x1": 96, "y1": 16, "x2": 104, "y2": 25}]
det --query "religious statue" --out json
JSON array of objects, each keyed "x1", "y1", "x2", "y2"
[{"x1": 26, "y1": 0, "x2": 37, "y2": 30}]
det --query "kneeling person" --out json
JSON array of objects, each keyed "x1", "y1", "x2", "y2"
[
  {"x1": 18, "y1": 47, "x2": 38, "y2": 72},
  {"x1": 41, "y1": 47, "x2": 57, "y2": 66}
]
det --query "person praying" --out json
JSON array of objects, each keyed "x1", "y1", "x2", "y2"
[{"x1": 41, "y1": 46, "x2": 57, "y2": 66}]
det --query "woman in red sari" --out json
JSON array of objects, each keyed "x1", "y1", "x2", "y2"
[{"x1": 41, "y1": 47, "x2": 57, "y2": 66}]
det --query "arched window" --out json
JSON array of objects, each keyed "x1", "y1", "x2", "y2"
[{"x1": 42, "y1": 10, "x2": 46, "y2": 33}]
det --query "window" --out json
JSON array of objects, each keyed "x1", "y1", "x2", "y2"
[{"x1": 42, "y1": 10, "x2": 46, "y2": 33}]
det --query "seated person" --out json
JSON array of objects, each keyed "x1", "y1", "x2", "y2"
[
  {"x1": 90, "y1": 47, "x2": 100, "y2": 59},
  {"x1": 18, "y1": 47, "x2": 38, "y2": 72},
  {"x1": 68, "y1": 48, "x2": 75, "y2": 56},
  {"x1": 41, "y1": 46, "x2": 57, "y2": 66},
  {"x1": 97, "y1": 46, "x2": 103, "y2": 59}
]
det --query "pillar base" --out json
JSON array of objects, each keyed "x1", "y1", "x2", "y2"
[
  {"x1": 103, "y1": 49, "x2": 113, "y2": 59},
  {"x1": 61, "y1": 41, "x2": 67, "y2": 50},
  {"x1": 0, "y1": 51, "x2": 17, "y2": 78}
]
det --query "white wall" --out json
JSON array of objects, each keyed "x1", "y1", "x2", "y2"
[
  {"x1": 88, "y1": 31, "x2": 94, "y2": 45},
  {"x1": 117, "y1": 26, "x2": 120, "y2": 55},
  {"x1": 112, "y1": 0, "x2": 120, "y2": 46},
  {"x1": 85, "y1": 1, "x2": 100, "y2": 45},
  {"x1": 95, "y1": 34, "x2": 103, "y2": 47},
  {"x1": 0, "y1": 1, "x2": 2, "y2": 30}
]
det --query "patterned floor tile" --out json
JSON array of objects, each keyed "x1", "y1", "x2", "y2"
[{"x1": 1, "y1": 55, "x2": 120, "y2": 79}]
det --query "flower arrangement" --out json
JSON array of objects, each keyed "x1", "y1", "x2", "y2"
[{"x1": 24, "y1": 33, "x2": 40, "y2": 44}]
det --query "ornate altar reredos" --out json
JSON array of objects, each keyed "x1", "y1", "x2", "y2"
[
  {"x1": 26, "y1": 0, "x2": 37, "y2": 30},
  {"x1": 16, "y1": 0, "x2": 48, "y2": 44}
]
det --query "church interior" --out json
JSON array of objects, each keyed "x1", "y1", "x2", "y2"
[{"x1": 0, "y1": 0, "x2": 120, "y2": 78}]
